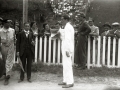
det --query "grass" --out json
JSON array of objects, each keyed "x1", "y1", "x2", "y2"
[{"x1": 12, "y1": 62, "x2": 120, "y2": 77}]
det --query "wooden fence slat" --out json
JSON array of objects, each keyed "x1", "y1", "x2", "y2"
[
  {"x1": 97, "y1": 36, "x2": 101, "y2": 67},
  {"x1": 107, "y1": 37, "x2": 111, "y2": 67},
  {"x1": 102, "y1": 36, "x2": 106, "y2": 65},
  {"x1": 87, "y1": 36, "x2": 91, "y2": 69},
  {"x1": 35, "y1": 36, "x2": 38, "y2": 62},
  {"x1": 57, "y1": 39, "x2": 61, "y2": 64},
  {"x1": 48, "y1": 37, "x2": 51, "y2": 64},
  {"x1": 112, "y1": 37, "x2": 116, "y2": 67},
  {"x1": 117, "y1": 39, "x2": 120, "y2": 67},
  {"x1": 39, "y1": 37, "x2": 42, "y2": 61},
  {"x1": 53, "y1": 39, "x2": 56, "y2": 64},
  {"x1": 44, "y1": 36, "x2": 47, "y2": 63},
  {"x1": 92, "y1": 37, "x2": 96, "y2": 66}
]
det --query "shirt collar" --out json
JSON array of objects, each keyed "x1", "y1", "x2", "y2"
[
  {"x1": 2, "y1": 27, "x2": 10, "y2": 32},
  {"x1": 24, "y1": 30, "x2": 29, "y2": 33}
]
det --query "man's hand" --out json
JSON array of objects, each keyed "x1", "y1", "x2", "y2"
[
  {"x1": 17, "y1": 52, "x2": 20, "y2": 57},
  {"x1": 66, "y1": 51, "x2": 70, "y2": 57},
  {"x1": 31, "y1": 40, "x2": 35, "y2": 46}
]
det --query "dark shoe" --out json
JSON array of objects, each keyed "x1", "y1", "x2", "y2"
[
  {"x1": 27, "y1": 79, "x2": 32, "y2": 83},
  {"x1": 58, "y1": 82, "x2": 66, "y2": 85},
  {"x1": 76, "y1": 66, "x2": 86, "y2": 70},
  {"x1": 0, "y1": 75, "x2": 6, "y2": 80},
  {"x1": 18, "y1": 79, "x2": 23, "y2": 83},
  {"x1": 4, "y1": 79, "x2": 9, "y2": 85},
  {"x1": 62, "y1": 84, "x2": 74, "y2": 88}
]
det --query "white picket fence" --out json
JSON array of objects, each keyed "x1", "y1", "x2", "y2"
[
  {"x1": 15, "y1": 35, "x2": 120, "y2": 69},
  {"x1": 34, "y1": 36, "x2": 74, "y2": 65},
  {"x1": 87, "y1": 36, "x2": 120, "y2": 69}
]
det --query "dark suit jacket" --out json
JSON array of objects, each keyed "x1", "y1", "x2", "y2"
[
  {"x1": 78, "y1": 21, "x2": 91, "y2": 36},
  {"x1": 16, "y1": 30, "x2": 35, "y2": 56}
]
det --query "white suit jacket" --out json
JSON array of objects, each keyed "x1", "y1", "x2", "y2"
[{"x1": 59, "y1": 22, "x2": 74, "y2": 54}]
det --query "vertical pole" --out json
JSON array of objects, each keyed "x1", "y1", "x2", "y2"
[
  {"x1": 97, "y1": 36, "x2": 101, "y2": 67},
  {"x1": 87, "y1": 36, "x2": 91, "y2": 69},
  {"x1": 23, "y1": 0, "x2": 28, "y2": 24}
]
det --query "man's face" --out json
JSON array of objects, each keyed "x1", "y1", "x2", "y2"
[
  {"x1": 112, "y1": 25, "x2": 119, "y2": 30},
  {"x1": 104, "y1": 26, "x2": 110, "y2": 31},
  {"x1": 45, "y1": 24, "x2": 50, "y2": 30},
  {"x1": 79, "y1": 16, "x2": 84, "y2": 22},
  {"x1": 89, "y1": 21, "x2": 94, "y2": 26},
  {"x1": 24, "y1": 24, "x2": 30, "y2": 31},
  {"x1": 4, "y1": 22, "x2": 10, "y2": 29},
  {"x1": 61, "y1": 17, "x2": 66, "y2": 26}
]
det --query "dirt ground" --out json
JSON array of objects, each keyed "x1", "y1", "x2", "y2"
[{"x1": 0, "y1": 71, "x2": 120, "y2": 90}]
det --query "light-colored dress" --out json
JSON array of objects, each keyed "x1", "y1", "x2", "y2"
[{"x1": 0, "y1": 27, "x2": 15, "y2": 75}]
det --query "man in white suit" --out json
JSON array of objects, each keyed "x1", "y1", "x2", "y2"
[{"x1": 58, "y1": 15, "x2": 74, "y2": 88}]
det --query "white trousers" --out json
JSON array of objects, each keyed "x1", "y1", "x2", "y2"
[{"x1": 62, "y1": 48, "x2": 74, "y2": 84}]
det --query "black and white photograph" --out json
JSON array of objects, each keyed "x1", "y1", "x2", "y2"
[{"x1": 0, "y1": 0, "x2": 120, "y2": 90}]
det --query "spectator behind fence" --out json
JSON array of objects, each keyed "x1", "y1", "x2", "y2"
[
  {"x1": 0, "y1": 19, "x2": 15, "y2": 85},
  {"x1": 0, "y1": 17, "x2": 3, "y2": 29},
  {"x1": 41, "y1": 23, "x2": 51, "y2": 37},
  {"x1": 106, "y1": 22, "x2": 120, "y2": 38},
  {"x1": 17, "y1": 22, "x2": 35, "y2": 83},
  {"x1": 88, "y1": 18, "x2": 99, "y2": 63},
  {"x1": 74, "y1": 12, "x2": 91, "y2": 70},
  {"x1": 88, "y1": 17, "x2": 99, "y2": 37},
  {"x1": 114, "y1": 22, "x2": 120, "y2": 38},
  {"x1": 101, "y1": 22, "x2": 112, "y2": 36}
]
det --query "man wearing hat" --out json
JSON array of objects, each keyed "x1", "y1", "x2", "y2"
[
  {"x1": 106, "y1": 22, "x2": 120, "y2": 37},
  {"x1": 75, "y1": 12, "x2": 91, "y2": 69},
  {"x1": 0, "y1": 19, "x2": 15, "y2": 85},
  {"x1": 101, "y1": 22, "x2": 112, "y2": 36}
]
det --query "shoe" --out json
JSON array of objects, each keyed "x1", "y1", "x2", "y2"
[
  {"x1": 27, "y1": 79, "x2": 32, "y2": 83},
  {"x1": 62, "y1": 84, "x2": 74, "y2": 88},
  {"x1": 58, "y1": 82, "x2": 66, "y2": 85},
  {"x1": 0, "y1": 75, "x2": 6, "y2": 80},
  {"x1": 75, "y1": 66, "x2": 86, "y2": 70},
  {"x1": 18, "y1": 79, "x2": 23, "y2": 83},
  {"x1": 4, "y1": 79, "x2": 9, "y2": 85}
]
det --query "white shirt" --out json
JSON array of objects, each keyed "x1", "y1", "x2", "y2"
[
  {"x1": 59, "y1": 22, "x2": 74, "y2": 53},
  {"x1": 24, "y1": 30, "x2": 29, "y2": 37}
]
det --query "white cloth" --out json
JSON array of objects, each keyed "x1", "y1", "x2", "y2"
[
  {"x1": 89, "y1": 25, "x2": 99, "y2": 35},
  {"x1": 59, "y1": 22, "x2": 74, "y2": 84},
  {"x1": 24, "y1": 30, "x2": 29, "y2": 37}
]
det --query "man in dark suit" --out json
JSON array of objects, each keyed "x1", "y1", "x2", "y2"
[{"x1": 16, "y1": 22, "x2": 35, "y2": 83}]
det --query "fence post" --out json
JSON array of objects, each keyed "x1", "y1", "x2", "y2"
[
  {"x1": 87, "y1": 36, "x2": 91, "y2": 69},
  {"x1": 53, "y1": 39, "x2": 56, "y2": 64},
  {"x1": 117, "y1": 38, "x2": 120, "y2": 67},
  {"x1": 102, "y1": 36, "x2": 106, "y2": 65},
  {"x1": 97, "y1": 36, "x2": 101, "y2": 67},
  {"x1": 107, "y1": 37, "x2": 111, "y2": 67},
  {"x1": 112, "y1": 37, "x2": 116, "y2": 67},
  {"x1": 39, "y1": 37, "x2": 42, "y2": 61},
  {"x1": 35, "y1": 36, "x2": 38, "y2": 63},
  {"x1": 44, "y1": 36, "x2": 47, "y2": 63},
  {"x1": 57, "y1": 39, "x2": 61, "y2": 65},
  {"x1": 92, "y1": 37, "x2": 96, "y2": 66},
  {"x1": 48, "y1": 36, "x2": 51, "y2": 64}
]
